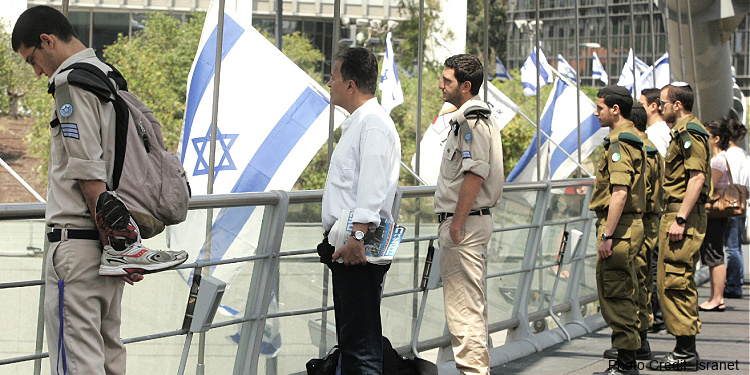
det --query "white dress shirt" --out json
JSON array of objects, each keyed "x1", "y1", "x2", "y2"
[
  {"x1": 645, "y1": 120, "x2": 670, "y2": 157},
  {"x1": 321, "y1": 97, "x2": 401, "y2": 231}
]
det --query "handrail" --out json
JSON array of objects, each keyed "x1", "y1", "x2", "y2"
[{"x1": 0, "y1": 179, "x2": 598, "y2": 374}]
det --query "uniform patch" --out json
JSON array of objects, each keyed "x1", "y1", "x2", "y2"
[
  {"x1": 683, "y1": 140, "x2": 691, "y2": 149},
  {"x1": 60, "y1": 123, "x2": 79, "y2": 139},
  {"x1": 462, "y1": 150, "x2": 472, "y2": 158},
  {"x1": 464, "y1": 133, "x2": 472, "y2": 143},
  {"x1": 612, "y1": 152, "x2": 621, "y2": 162},
  {"x1": 59, "y1": 103, "x2": 73, "y2": 117}
]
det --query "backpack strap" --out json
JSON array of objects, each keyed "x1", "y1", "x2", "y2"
[{"x1": 56, "y1": 62, "x2": 130, "y2": 191}]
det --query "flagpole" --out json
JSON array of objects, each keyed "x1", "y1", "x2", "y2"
[
  {"x1": 605, "y1": 0, "x2": 611, "y2": 85},
  {"x1": 535, "y1": 0, "x2": 541, "y2": 181},
  {"x1": 483, "y1": 0, "x2": 489, "y2": 101},
  {"x1": 676, "y1": 0, "x2": 687, "y2": 81},
  {"x1": 686, "y1": 0, "x2": 701, "y2": 119},
  {"x1": 580, "y1": 0, "x2": 581, "y2": 178},
  {"x1": 630, "y1": 0, "x2": 636, "y2": 98},
  {"x1": 663, "y1": 0, "x2": 672, "y2": 82},
  {"x1": 649, "y1": 0, "x2": 657, "y2": 87},
  {"x1": 198, "y1": 1, "x2": 226, "y2": 372}
]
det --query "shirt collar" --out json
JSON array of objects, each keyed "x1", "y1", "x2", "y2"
[
  {"x1": 341, "y1": 97, "x2": 380, "y2": 133},
  {"x1": 49, "y1": 48, "x2": 98, "y2": 84}
]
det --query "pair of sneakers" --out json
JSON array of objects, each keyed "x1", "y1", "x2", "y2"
[{"x1": 96, "y1": 191, "x2": 188, "y2": 276}]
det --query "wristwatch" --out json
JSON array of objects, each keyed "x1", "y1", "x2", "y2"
[
  {"x1": 675, "y1": 216, "x2": 687, "y2": 225},
  {"x1": 601, "y1": 233, "x2": 613, "y2": 242},
  {"x1": 351, "y1": 230, "x2": 366, "y2": 242}
]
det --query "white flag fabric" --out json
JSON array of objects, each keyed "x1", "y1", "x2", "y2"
[
  {"x1": 507, "y1": 78, "x2": 608, "y2": 182},
  {"x1": 170, "y1": 3, "x2": 345, "y2": 284},
  {"x1": 636, "y1": 53, "x2": 670, "y2": 96},
  {"x1": 592, "y1": 52, "x2": 609, "y2": 84},
  {"x1": 617, "y1": 49, "x2": 650, "y2": 95},
  {"x1": 495, "y1": 57, "x2": 512, "y2": 81},
  {"x1": 521, "y1": 47, "x2": 554, "y2": 96},
  {"x1": 379, "y1": 32, "x2": 404, "y2": 114},
  {"x1": 557, "y1": 54, "x2": 577, "y2": 80},
  {"x1": 411, "y1": 81, "x2": 518, "y2": 185}
]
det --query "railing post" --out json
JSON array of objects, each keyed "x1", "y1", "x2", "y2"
[
  {"x1": 232, "y1": 191, "x2": 289, "y2": 374},
  {"x1": 561, "y1": 185, "x2": 595, "y2": 331},
  {"x1": 505, "y1": 182, "x2": 551, "y2": 347}
]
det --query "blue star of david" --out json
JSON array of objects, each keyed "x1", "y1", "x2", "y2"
[{"x1": 191, "y1": 125, "x2": 239, "y2": 179}]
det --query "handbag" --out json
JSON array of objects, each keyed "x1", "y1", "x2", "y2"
[{"x1": 706, "y1": 155, "x2": 748, "y2": 219}]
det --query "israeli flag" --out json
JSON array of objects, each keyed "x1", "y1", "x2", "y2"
[
  {"x1": 495, "y1": 57, "x2": 512, "y2": 81},
  {"x1": 617, "y1": 49, "x2": 650, "y2": 95},
  {"x1": 636, "y1": 53, "x2": 670, "y2": 96},
  {"x1": 379, "y1": 32, "x2": 404, "y2": 114},
  {"x1": 412, "y1": 81, "x2": 518, "y2": 185},
  {"x1": 592, "y1": 52, "x2": 609, "y2": 84},
  {"x1": 507, "y1": 79, "x2": 608, "y2": 182},
  {"x1": 521, "y1": 47, "x2": 554, "y2": 96},
  {"x1": 557, "y1": 54, "x2": 577, "y2": 80},
  {"x1": 170, "y1": 3, "x2": 345, "y2": 284}
]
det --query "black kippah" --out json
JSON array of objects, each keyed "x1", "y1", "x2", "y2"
[{"x1": 602, "y1": 85, "x2": 630, "y2": 97}]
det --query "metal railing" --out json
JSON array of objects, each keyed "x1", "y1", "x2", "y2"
[{"x1": 0, "y1": 179, "x2": 600, "y2": 374}]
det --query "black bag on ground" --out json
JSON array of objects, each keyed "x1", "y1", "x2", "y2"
[
  {"x1": 306, "y1": 346, "x2": 339, "y2": 375},
  {"x1": 306, "y1": 337, "x2": 437, "y2": 375}
]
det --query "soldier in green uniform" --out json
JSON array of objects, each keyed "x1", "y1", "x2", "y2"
[
  {"x1": 604, "y1": 104, "x2": 663, "y2": 362},
  {"x1": 589, "y1": 86, "x2": 646, "y2": 375},
  {"x1": 649, "y1": 83, "x2": 709, "y2": 372}
]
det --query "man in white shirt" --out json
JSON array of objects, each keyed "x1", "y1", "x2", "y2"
[
  {"x1": 640, "y1": 88, "x2": 671, "y2": 157},
  {"x1": 318, "y1": 47, "x2": 401, "y2": 375}
]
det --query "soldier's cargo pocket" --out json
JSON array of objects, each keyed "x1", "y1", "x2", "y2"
[
  {"x1": 602, "y1": 270, "x2": 633, "y2": 298},
  {"x1": 664, "y1": 263, "x2": 688, "y2": 290}
]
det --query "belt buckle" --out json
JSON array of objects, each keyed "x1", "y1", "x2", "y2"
[{"x1": 61, "y1": 228, "x2": 68, "y2": 241}]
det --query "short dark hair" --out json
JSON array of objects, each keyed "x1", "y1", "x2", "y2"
[
  {"x1": 336, "y1": 47, "x2": 378, "y2": 96},
  {"x1": 597, "y1": 85, "x2": 633, "y2": 119},
  {"x1": 706, "y1": 119, "x2": 732, "y2": 151},
  {"x1": 444, "y1": 54, "x2": 484, "y2": 96},
  {"x1": 641, "y1": 88, "x2": 661, "y2": 106},
  {"x1": 726, "y1": 118, "x2": 748, "y2": 143},
  {"x1": 631, "y1": 104, "x2": 647, "y2": 132},
  {"x1": 664, "y1": 83, "x2": 694, "y2": 112},
  {"x1": 12, "y1": 6, "x2": 77, "y2": 51}
]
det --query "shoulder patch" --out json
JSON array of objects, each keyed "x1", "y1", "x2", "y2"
[
  {"x1": 618, "y1": 132, "x2": 644, "y2": 147},
  {"x1": 685, "y1": 122, "x2": 709, "y2": 138}
]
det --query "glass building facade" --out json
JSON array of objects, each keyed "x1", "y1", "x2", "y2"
[{"x1": 505, "y1": 0, "x2": 749, "y2": 94}]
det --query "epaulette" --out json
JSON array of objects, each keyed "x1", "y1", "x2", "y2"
[
  {"x1": 617, "y1": 132, "x2": 644, "y2": 147},
  {"x1": 645, "y1": 146, "x2": 658, "y2": 157},
  {"x1": 685, "y1": 122, "x2": 709, "y2": 139},
  {"x1": 451, "y1": 102, "x2": 491, "y2": 137}
]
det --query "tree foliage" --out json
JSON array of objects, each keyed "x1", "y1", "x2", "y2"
[
  {"x1": 466, "y1": 0, "x2": 508, "y2": 75},
  {"x1": 394, "y1": 0, "x2": 447, "y2": 69},
  {"x1": 0, "y1": 21, "x2": 43, "y2": 117}
]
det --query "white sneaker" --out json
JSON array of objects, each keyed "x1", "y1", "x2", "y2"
[{"x1": 99, "y1": 242, "x2": 188, "y2": 276}]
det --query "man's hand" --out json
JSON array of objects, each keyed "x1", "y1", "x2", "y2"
[
  {"x1": 121, "y1": 273, "x2": 144, "y2": 285},
  {"x1": 449, "y1": 220, "x2": 464, "y2": 245},
  {"x1": 332, "y1": 238, "x2": 367, "y2": 266},
  {"x1": 598, "y1": 238, "x2": 613, "y2": 259},
  {"x1": 668, "y1": 221, "x2": 686, "y2": 242}
]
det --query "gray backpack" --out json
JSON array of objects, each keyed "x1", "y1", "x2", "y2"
[{"x1": 53, "y1": 62, "x2": 190, "y2": 238}]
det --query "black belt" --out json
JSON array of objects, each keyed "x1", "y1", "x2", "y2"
[
  {"x1": 47, "y1": 229, "x2": 100, "y2": 242},
  {"x1": 437, "y1": 208, "x2": 491, "y2": 223}
]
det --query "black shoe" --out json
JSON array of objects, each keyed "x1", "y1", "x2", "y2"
[
  {"x1": 649, "y1": 322, "x2": 666, "y2": 334},
  {"x1": 724, "y1": 292, "x2": 743, "y2": 299},
  {"x1": 602, "y1": 347, "x2": 652, "y2": 360},
  {"x1": 593, "y1": 366, "x2": 639, "y2": 375},
  {"x1": 648, "y1": 351, "x2": 699, "y2": 371}
]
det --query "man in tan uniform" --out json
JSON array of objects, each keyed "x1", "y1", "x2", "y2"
[
  {"x1": 649, "y1": 83, "x2": 709, "y2": 372},
  {"x1": 589, "y1": 86, "x2": 646, "y2": 375},
  {"x1": 435, "y1": 54, "x2": 504, "y2": 375},
  {"x1": 604, "y1": 104, "x2": 663, "y2": 362}
]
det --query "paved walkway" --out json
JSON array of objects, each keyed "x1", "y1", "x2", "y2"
[{"x1": 491, "y1": 282, "x2": 749, "y2": 374}]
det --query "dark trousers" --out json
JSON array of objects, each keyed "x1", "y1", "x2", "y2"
[{"x1": 331, "y1": 262, "x2": 389, "y2": 375}]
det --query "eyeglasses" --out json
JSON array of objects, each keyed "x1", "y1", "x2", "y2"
[
  {"x1": 25, "y1": 41, "x2": 41, "y2": 68},
  {"x1": 658, "y1": 99, "x2": 675, "y2": 107}
]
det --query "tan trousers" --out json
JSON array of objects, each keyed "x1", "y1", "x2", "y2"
[
  {"x1": 595, "y1": 214, "x2": 642, "y2": 350},
  {"x1": 658, "y1": 210, "x2": 705, "y2": 336},
  {"x1": 636, "y1": 213, "x2": 658, "y2": 330},
  {"x1": 439, "y1": 215, "x2": 493, "y2": 375},
  {"x1": 45, "y1": 237, "x2": 126, "y2": 375}
]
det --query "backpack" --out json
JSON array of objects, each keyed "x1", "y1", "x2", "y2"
[{"x1": 50, "y1": 62, "x2": 190, "y2": 239}]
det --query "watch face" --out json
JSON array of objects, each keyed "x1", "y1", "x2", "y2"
[{"x1": 353, "y1": 230, "x2": 365, "y2": 241}]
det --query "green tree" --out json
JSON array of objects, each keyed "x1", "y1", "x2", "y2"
[
  {"x1": 0, "y1": 20, "x2": 42, "y2": 117},
  {"x1": 465, "y1": 0, "x2": 508, "y2": 75},
  {"x1": 394, "y1": 0, "x2": 447, "y2": 70}
]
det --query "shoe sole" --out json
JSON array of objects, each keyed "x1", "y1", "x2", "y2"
[{"x1": 99, "y1": 257, "x2": 187, "y2": 276}]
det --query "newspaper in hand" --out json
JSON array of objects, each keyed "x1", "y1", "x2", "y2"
[{"x1": 328, "y1": 209, "x2": 406, "y2": 265}]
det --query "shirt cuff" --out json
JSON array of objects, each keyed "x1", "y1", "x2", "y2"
[
  {"x1": 461, "y1": 158, "x2": 490, "y2": 179},
  {"x1": 64, "y1": 158, "x2": 107, "y2": 182},
  {"x1": 352, "y1": 208, "x2": 380, "y2": 226},
  {"x1": 609, "y1": 171, "x2": 631, "y2": 187}
]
